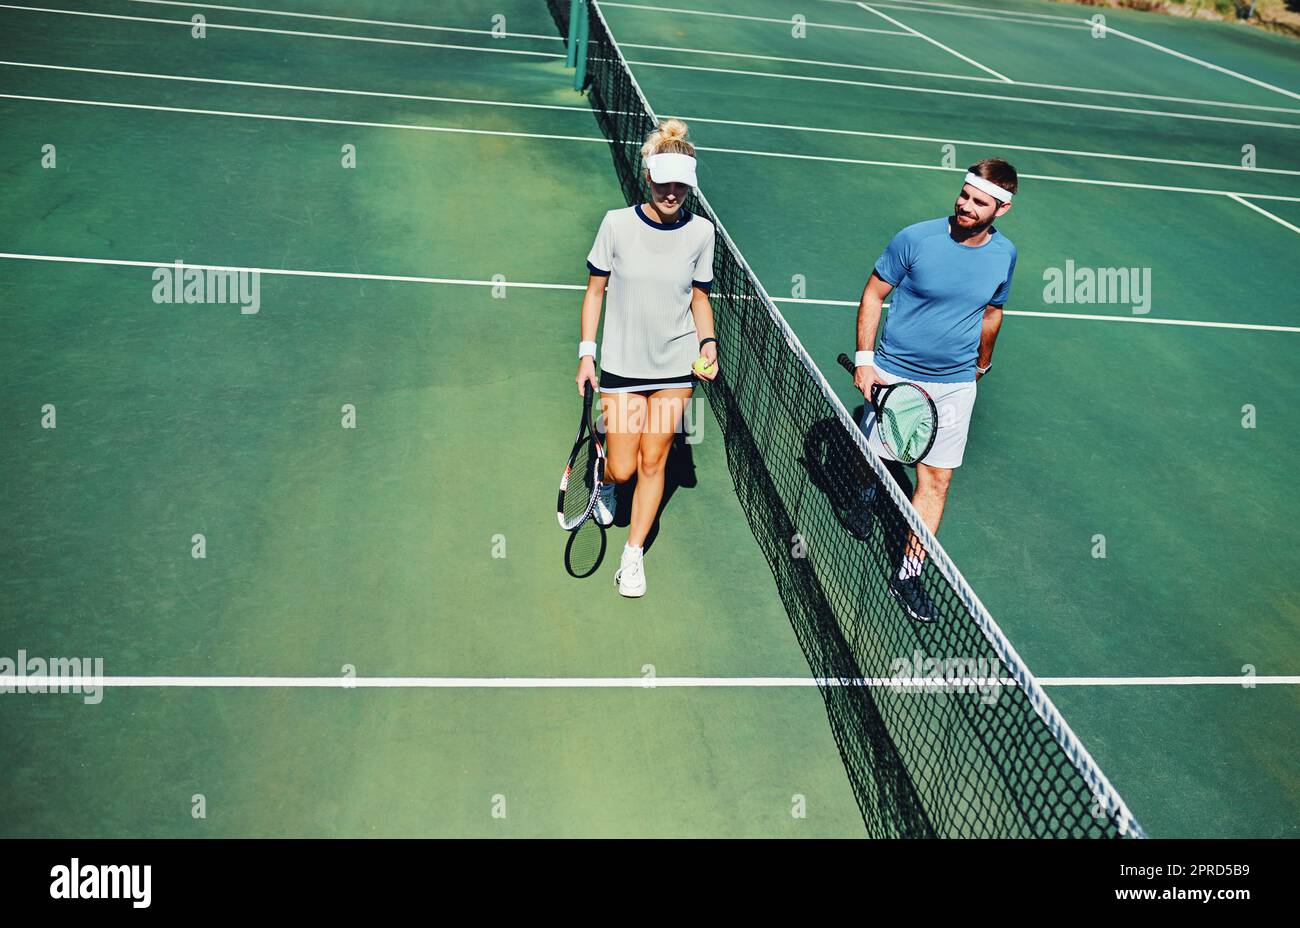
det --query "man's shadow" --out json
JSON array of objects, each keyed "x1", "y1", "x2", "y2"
[
  {"x1": 844, "y1": 400, "x2": 914, "y2": 496},
  {"x1": 799, "y1": 401, "x2": 915, "y2": 571}
]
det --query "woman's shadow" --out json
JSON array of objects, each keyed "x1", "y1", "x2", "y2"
[
  {"x1": 564, "y1": 430, "x2": 698, "y2": 577},
  {"x1": 616, "y1": 431, "x2": 697, "y2": 555}
]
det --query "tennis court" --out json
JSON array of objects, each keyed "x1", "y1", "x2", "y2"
[{"x1": 1, "y1": 0, "x2": 1297, "y2": 838}]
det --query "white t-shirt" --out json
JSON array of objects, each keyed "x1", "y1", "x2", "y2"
[{"x1": 586, "y1": 204, "x2": 715, "y2": 379}]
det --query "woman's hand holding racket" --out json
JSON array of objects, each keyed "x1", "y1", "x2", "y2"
[{"x1": 557, "y1": 382, "x2": 606, "y2": 531}]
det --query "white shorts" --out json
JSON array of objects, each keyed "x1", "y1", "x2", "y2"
[{"x1": 858, "y1": 366, "x2": 977, "y2": 470}]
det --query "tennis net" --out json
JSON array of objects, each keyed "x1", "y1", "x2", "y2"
[{"x1": 550, "y1": 0, "x2": 1145, "y2": 838}]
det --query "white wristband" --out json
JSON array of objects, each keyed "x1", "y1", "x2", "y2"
[
  {"x1": 855, "y1": 350, "x2": 875, "y2": 368},
  {"x1": 579, "y1": 340, "x2": 597, "y2": 359}
]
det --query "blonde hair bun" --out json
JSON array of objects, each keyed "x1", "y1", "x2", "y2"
[
  {"x1": 658, "y1": 118, "x2": 688, "y2": 141},
  {"x1": 641, "y1": 118, "x2": 695, "y2": 160}
]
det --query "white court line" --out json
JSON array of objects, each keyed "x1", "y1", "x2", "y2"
[
  {"x1": 828, "y1": 0, "x2": 1079, "y2": 22},
  {"x1": 7, "y1": 90, "x2": 1300, "y2": 202},
  {"x1": 11, "y1": 93, "x2": 1298, "y2": 204},
  {"x1": 1227, "y1": 194, "x2": 1300, "y2": 235},
  {"x1": 3, "y1": 253, "x2": 1297, "y2": 333},
  {"x1": 13, "y1": 51, "x2": 1294, "y2": 119},
  {"x1": 942, "y1": 80, "x2": 1300, "y2": 116},
  {"x1": 0, "y1": 252, "x2": 589, "y2": 290},
  {"x1": 0, "y1": 61, "x2": 596, "y2": 114},
  {"x1": 843, "y1": 0, "x2": 1300, "y2": 102},
  {"x1": 619, "y1": 40, "x2": 978, "y2": 82},
  {"x1": 628, "y1": 41, "x2": 1300, "y2": 116},
  {"x1": 601, "y1": 2, "x2": 916, "y2": 36},
  {"x1": 629, "y1": 45, "x2": 1300, "y2": 114},
  {"x1": 606, "y1": 8, "x2": 1300, "y2": 119},
  {"x1": 772, "y1": 296, "x2": 1300, "y2": 332},
  {"x1": 1038, "y1": 677, "x2": 1300, "y2": 686},
  {"x1": 977, "y1": 309, "x2": 1300, "y2": 331},
  {"x1": 611, "y1": 26, "x2": 1300, "y2": 115},
  {"x1": 4, "y1": 4, "x2": 1288, "y2": 118},
  {"x1": 116, "y1": 0, "x2": 1300, "y2": 112},
  {"x1": 4, "y1": 675, "x2": 1296, "y2": 688},
  {"x1": 119, "y1": 0, "x2": 561, "y2": 41},
  {"x1": 676, "y1": 111, "x2": 1300, "y2": 176},
  {"x1": 688, "y1": 141, "x2": 1300, "y2": 203},
  {"x1": 7, "y1": 60, "x2": 1295, "y2": 177},
  {"x1": 820, "y1": 0, "x2": 1088, "y2": 29},
  {"x1": 1089, "y1": 23, "x2": 1300, "y2": 104},
  {"x1": 0, "y1": 93, "x2": 614, "y2": 144},
  {"x1": 3, "y1": 3, "x2": 1285, "y2": 118},
  {"x1": 0, "y1": 5, "x2": 564, "y2": 59},
  {"x1": 855, "y1": 1, "x2": 1011, "y2": 82},
  {"x1": 626, "y1": 60, "x2": 1300, "y2": 131}
]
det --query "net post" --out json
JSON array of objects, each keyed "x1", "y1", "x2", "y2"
[
  {"x1": 573, "y1": 2, "x2": 590, "y2": 91},
  {"x1": 565, "y1": 0, "x2": 581, "y2": 68}
]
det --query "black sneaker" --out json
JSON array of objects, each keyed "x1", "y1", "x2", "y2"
[
  {"x1": 889, "y1": 575, "x2": 935, "y2": 623},
  {"x1": 836, "y1": 485, "x2": 876, "y2": 540}
]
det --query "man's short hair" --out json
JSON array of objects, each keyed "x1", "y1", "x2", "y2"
[{"x1": 967, "y1": 158, "x2": 1018, "y2": 198}]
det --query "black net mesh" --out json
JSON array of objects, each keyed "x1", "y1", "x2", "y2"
[{"x1": 550, "y1": 0, "x2": 1144, "y2": 839}]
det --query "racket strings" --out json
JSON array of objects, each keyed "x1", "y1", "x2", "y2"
[
  {"x1": 563, "y1": 438, "x2": 600, "y2": 525},
  {"x1": 879, "y1": 388, "x2": 936, "y2": 463}
]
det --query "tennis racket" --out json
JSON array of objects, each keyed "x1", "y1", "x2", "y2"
[
  {"x1": 557, "y1": 382, "x2": 606, "y2": 530},
  {"x1": 837, "y1": 353, "x2": 938, "y2": 465}
]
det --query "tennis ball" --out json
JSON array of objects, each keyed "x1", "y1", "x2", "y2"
[{"x1": 693, "y1": 356, "x2": 717, "y2": 376}]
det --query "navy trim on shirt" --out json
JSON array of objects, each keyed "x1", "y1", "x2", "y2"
[
  {"x1": 691, "y1": 279, "x2": 713, "y2": 291},
  {"x1": 601, "y1": 370, "x2": 695, "y2": 391},
  {"x1": 634, "y1": 203, "x2": 692, "y2": 230},
  {"x1": 586, "y1": 260, "x2": 610, "y2": 277}
]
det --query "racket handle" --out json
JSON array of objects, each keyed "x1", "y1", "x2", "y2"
[{"x1": 836, "y1": 352, "x2": 855, "y2": 376}]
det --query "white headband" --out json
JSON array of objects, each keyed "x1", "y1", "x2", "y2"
[
  {"x1": 963, "y1": 171, "x2": 1014, "y2": 202},
  {"x1": 646, "y1": 152, "x2": 698, "y2": 187}
]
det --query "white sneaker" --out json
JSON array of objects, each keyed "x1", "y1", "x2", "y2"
[
  {"x1": 593, "y1": 481, "x2": 616, "y2": 527},
  {"x1": 615, "y1": 546, "x2": 646, "y2": 598}
]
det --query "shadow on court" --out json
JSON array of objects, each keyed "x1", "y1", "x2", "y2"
[{"x1": 562, "y1": 433, "x2": 698, "y2": 577}]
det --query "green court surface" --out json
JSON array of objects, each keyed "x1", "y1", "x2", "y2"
[{"x1": 2, "y1": 0, "x2": 1298, "y2": 837}]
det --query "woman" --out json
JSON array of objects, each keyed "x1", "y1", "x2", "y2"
[{"x1": 575, "y1": 118, "x2": 719, "y2": 598}]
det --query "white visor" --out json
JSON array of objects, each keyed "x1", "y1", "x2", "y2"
[
  {"x1": 646, "y1": 152, "x2": 698, "y2": 187},
  {"x1": 963, "y1": 171, "x2": 1013, "y2": 202}
]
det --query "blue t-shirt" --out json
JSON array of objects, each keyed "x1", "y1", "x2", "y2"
[{"x1": 873, "y1": 217, "x2": 1017, "y2": 383}]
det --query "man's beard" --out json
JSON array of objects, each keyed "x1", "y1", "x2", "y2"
[{"x1": 950, "y1": 211, "x2": 992, "y2": 239}]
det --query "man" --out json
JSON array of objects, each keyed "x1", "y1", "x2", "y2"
[{"x1": 854, "y1": 159, "x2": 1018, "y2": 622}]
